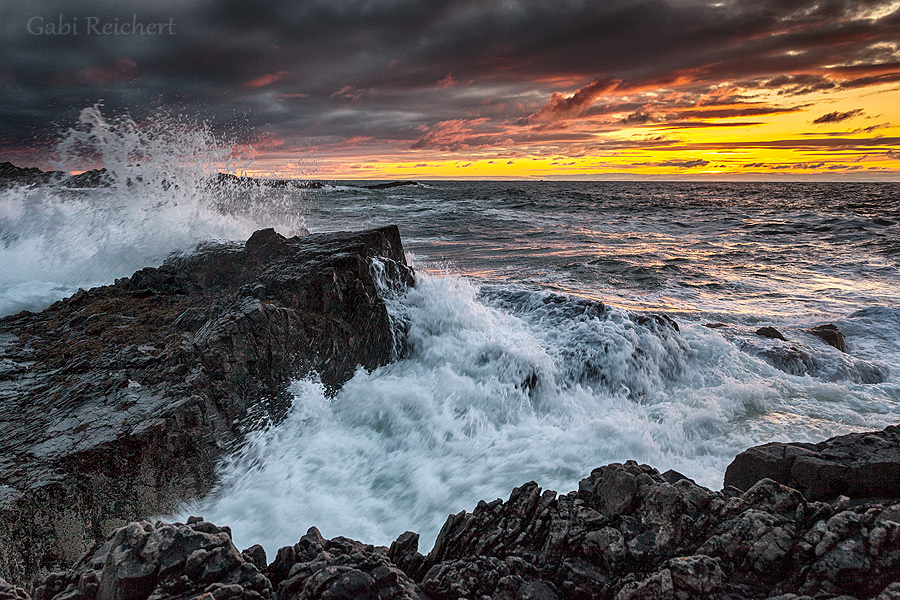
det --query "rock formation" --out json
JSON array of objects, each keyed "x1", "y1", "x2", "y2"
[
  {"x1": 806, "y1": 324, "x2": 848, "y2": 353},
  {"x1": 725, "y1": 425, "x2": 900, "y2": 501},
  {"x1": 1, "y1": 219, "x2": 897, "y2": 598},
  {"x1": 0, "y1": 226, "x2": 413, "y2": 584},
  {"x1": 19, "y1": 450, "x2": 900, "y2": 600}
]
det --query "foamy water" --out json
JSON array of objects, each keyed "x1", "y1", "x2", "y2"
[
  {"x1": 0, "y1": 105, "x2": 305, "y2": 315},
  {"x1": 2, "y1": 109, "x2": 898, "y2": 557},
  {"x1": 184, "y1": 268, "x2": 899, "y2": 554}
]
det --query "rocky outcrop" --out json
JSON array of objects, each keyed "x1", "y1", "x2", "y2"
[
  {"x1": 807, "y1": 324, "x2": 848, "y2": 353},
  {"x1": 755, "y1": 326, "x2": 787, "y2": 341},
  {"x1": 32, "y1": 519, "x2": 273, "y2": 600},
  {"x1": 0, "y1": 162, "x2": 109, "y2": 188},
  {"x1": 0, "y1": 162, "x2": 63, "y2": 187},
  {"x1": 21, "y1": 457, "x2": 900, "y2": 600},
  {"x1": 724, "y1": 425, "x2": 900, "y2": 501},
  {"x1": 0, "y1": 226, "x2": 413, "y2": 585}
]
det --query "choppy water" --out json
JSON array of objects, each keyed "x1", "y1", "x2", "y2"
[
  {"x1": 186, "y1": 181, "x2": 899, "y2": 555},
  {"x1": 1, "y1": 109, "x2": 898, "y2": 557}
]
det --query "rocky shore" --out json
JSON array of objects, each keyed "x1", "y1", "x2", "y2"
[
  {"x1": 0, "y1": 221, "x2": 897, "y2": 599},
  {"x1": 0, "y1": 226, "x2": 413, "y2": 584},
  {"x1": 3, "y1": 424, "x2": 898, "y2": 600}
]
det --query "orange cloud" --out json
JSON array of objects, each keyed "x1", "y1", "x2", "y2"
[
  {"x1": 436, "y1": 73, "x2": 456, "y2": 89},
  {"x1": 529, "y1": 78, "x2": 621, "y2": 123},
  {"x1": 241, "y1": 70, "x2": 288, "y2": 89},
  {"x1": 411, "y1": 118, "x2": 491, "y2": 150}
]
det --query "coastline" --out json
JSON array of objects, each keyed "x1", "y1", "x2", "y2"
[{"x1": 0, "y1": 223, "x2": 897, "y2": 598}]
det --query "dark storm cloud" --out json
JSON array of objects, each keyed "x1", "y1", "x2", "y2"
[{"x1": 1, "y1": 0, "x2": 899, "y2": 161}]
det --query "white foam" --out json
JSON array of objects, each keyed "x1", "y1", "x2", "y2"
[
  {"x1": 0, "y1": 105, "x2": 306, "y2": 316},
  {"x1": 182, "y1": 271, "x2": 899, "y2": 556}
]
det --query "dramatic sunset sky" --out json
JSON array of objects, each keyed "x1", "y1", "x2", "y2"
[{"x1": 2, "y1": 0, "x2": 900, "y2": 179}]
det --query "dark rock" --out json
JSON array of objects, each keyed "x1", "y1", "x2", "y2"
[
  {"x1": 806, "y1": 324, "x2": 848, "y2": 352},
  {"x1": 757, "y1": 344, "x2": 821, "y2": 376},
  {"x1": 724, "y1": 325, "x2": 884, "y2": 384},
  {"x1": 0, "y1": 226, "x2": 414, "y2": 585},
  {"x1": 271, "y1": 530, "x2": 424, "y2": 600},
  {"x1": 18, "y1": 427, "x2": 900, "y2": 600},
  {"x1": 0, "y1": 578, "x2": 29, "y2": 600},
  {"x1": 32, "y1": 520, "x2": 272, "y2": 600},
  {"x1": 66, "y1": 168, "x2": 109, "y2": 188},
  {"x1": 242, "y1": 546, "x2": 268, "y2": 573},
  {"x1": 661, "y1": 470, "x2": 692, "y2": 485},
  {"x1": 634, "y1": 314, "x2": 680, "y2": 333},
  {"x1": 724, "y1": 425, "x2": 900, "y2": 501},
  {"x1": 388, "y1": 532, "x2": 425, "y2": 580},
  {"x1": 0, "y1": 162, "x2": 63, "y2": 187},
  {"x1": 755, "y1": 326, "x2": 787, "y2": 341},
  {"x1": 704, "y1": 322, "x2": 729, "y2": 329}
]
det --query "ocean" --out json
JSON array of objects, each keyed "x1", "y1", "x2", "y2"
[{"x1": 1, "y1": 116, "x2": 898, "y2": 557}]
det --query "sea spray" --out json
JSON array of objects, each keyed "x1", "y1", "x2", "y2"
[
  {"x1": 181, "y1": 269, "x2": 898, "y2": 557},
  {"x1": 0, "y1": 105, "x2": 307, "y2": 316}
]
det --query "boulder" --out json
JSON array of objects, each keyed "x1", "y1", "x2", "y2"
[
  {"x1": 724, "y1": 425, "x2": 900, "y2": 501},
  {"x1": 0, "y1": 226, "x2": 413, "y2": 585},
  {"x1": 806, "y1": 324, "x2": 848, "y2": 352},
  {"x1": 755, "y1": 327, "x2": 787, "y2": 341},
  {"x1": 270, "y1": 528, "x2": 424, "y2": 600}
]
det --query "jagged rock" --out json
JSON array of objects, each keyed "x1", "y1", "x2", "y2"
[
  {"x1": 270, "y1": 528, "x2": 424, "y2": 600},
  {"x1": 13, "y1": 435, "x2": 900, "y2": 600},
  {"x1": 0, "y1": 162, "x2": 63, "y2": 187},
  {"x1": 242, "y1": 546, "x2": 268, "y2": 573},
  {"x1": 807, "y1": 324, "x2": 848, "y2": 352},
  {"x1": 724, "y1": 425, "x2": 900, "y2": 500},
  {"x1": 388, "y1": 533, "x2": 425, "y2": 580},
  {"x1": 0, "y1": 578, "x2": 29, "y2": 600},
  {"x1": 0, "y1": 226, "x2": 413, "y2": 585},
  {"x1": 32, "y1": 520, "x2": 272, "y2": 600}
]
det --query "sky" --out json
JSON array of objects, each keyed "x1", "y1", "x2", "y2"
[{"x1": 2, "y1": 0, "x2": 900, "y2": 179}]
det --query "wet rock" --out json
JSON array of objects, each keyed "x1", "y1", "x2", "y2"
[
  {"x1": 32, "y1": 520, "x2": 272, "y2": 600},
  {"x1": 0, "y1": 578, "x2": 29, "y2": 600},
  {"x1": 634, "y1": 314, "x2": 680, "y2": 333},
  {"x1": 806, "y1": 324, "x2": 848, "y2": 352},
  {"x1": 272, "y1": 529, "x2": 424, "y2": 600},
  {"x1": 0, "y1": 226, "x2": 414, "y2": 585},
  {"x1": 757, "y1": 344, "x2": 821, "y2": 376},
  {"x1": 755, "y1": 326, "x2": 787, "y2": 341},
  {"x1": 725, "y1": 425, "x2": 900, "y2": 501},
  {"x1": 18, "y1": 427, "x2": 900, "y2": 600}
]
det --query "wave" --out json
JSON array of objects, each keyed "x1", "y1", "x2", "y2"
[
  {"x1": 180, "y1": 269, "x2": 899, "y2": 557},
  {"x1": 0, "y1": 105, "x2": 306, "y2": 316}
]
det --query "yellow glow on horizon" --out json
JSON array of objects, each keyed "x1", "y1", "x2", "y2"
[{"x1": 244, "y1": 83, "x2": 900, "y2": 180}]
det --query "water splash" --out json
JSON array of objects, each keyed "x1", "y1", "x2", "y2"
[
  {"x1": 0, "y1": 105, "x2": 308, "y2": 316},
  {"x1": 179, "y1": 271, "x2": 898, "y2": 556}
]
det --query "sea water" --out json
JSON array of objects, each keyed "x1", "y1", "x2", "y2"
[{"x1": 1, "y1": 109, "x2": 898, "y2": 557}]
